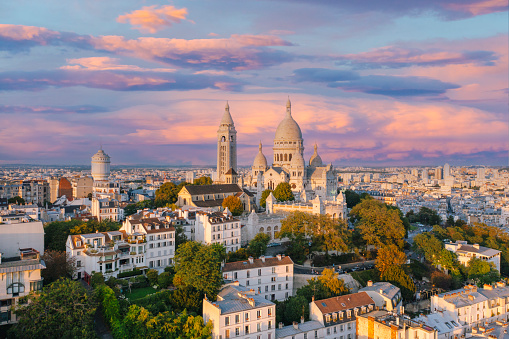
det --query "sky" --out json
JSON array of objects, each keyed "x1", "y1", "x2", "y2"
[{"x1": 0, "y1": 0, "x2": 507, "y2": 167}]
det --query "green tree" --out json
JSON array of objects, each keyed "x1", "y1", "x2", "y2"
[
  {"x1": 226, "y1": 247, "x2": 249, "y2": 263},
  {"x1": 416, "y1": 207, "x2": 442, "y2": 225},
  {"x1": 8, "y1": 196, "x2": 25, "y2": 205},
  {"x1": 174, "y1": 224, "x2": 187, "y2": 250},
  {"x1": 344, "y1": 190, "x2": 361, "y2": 209},
  {"x1": 259, "y1": 189, "x2": 273, "y2": 208},
  {"x1": 157, "y1": 272, "x2": 173, "y2": 289},
  {"x1": 155, "y1": 182, "x2": 180, "y2": 207},
  {"x1": 193, "y1": 176, "x2": 213, "y2": 185},
  {"x1": 146, "y1": 269, "x2": 159, "y2": 286},
  {"x1": 171, "y1": 286, "x2": 204, "y2": 315},
  {"x1": 380, "y1": 265, "x2": 416, "y2": 301},
  {"x1": 41, "y1": 250, "x2": 76, "y2": 284},
  {"x1": 10, "y1": 278, "x2": 97, "y2": 339},
  {"x1": 436, "y1": 249, "x2": 460, "y2": 275},
  {"x1": 222, "y1": 195, "x2": 244, "y2": 216},
  {"x1": 248, "y1": 232, "x2": 271, "y2": 257},
  {"x1": 466, "y1": 258, "x2": 500, "y2": 286},
  {"x1": 413, "y1": 232, "x2": 444, "y2": 264},
  {"x1": 91, "y1": 272, "x2": 105, "y2": 287},
  {"x1": 317, "y1": 268, "x2": 350, "y2": 296},
  {"x1": 273, "y1": 182, "x2": 294, "y2": 202},
  {"x1": 350, "y1": 199, "x2": 405, "y2": 249},
  {"x1": 173, "y1": 241, "x2": 226, "y2": 300},
  {"x1": 376, "y1": 245, "x2": 407, "y2": 278}
]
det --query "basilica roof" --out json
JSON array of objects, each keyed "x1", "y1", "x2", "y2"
[
  {"x1": 92, "y1": 149, "x2": 110, "y2": 160},
  {"x1": 274, "y1": 98, "x2": 302, "y2": 141},
  {"x1": 253, "y1": 142, "x2": 268, "y2": 169},
  {"x1": 220, "y1": 102, "x2": 234, "y2": 126},
  {"x1": 309, "y1": 144, "x2": 323, "y2": 167},
  {"x1": 290, "y1": 150, "x2": 305, "y2": 168}
]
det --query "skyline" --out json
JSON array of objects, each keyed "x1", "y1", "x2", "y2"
[{"x1": 0, "y1": 0, "x2": 507, "y2": 166}]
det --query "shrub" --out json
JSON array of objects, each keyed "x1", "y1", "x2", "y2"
[
  {"x1": 118, "y1": 269, "x2": 142, "y2": 278},
  {"x1": 158, "y1": 272, "x2": 172, "y2": 289},
  {"x1": 146, "y1": 269, "x2": 159, "y2": 286}
]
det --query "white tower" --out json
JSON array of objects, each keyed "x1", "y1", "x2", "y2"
[
  {"x1": 91, "y1": 148, "x2": 110, "y2": 181},
  {"x1": 216, "y1": 102, "x2": 237, "y2": 184},
  {"x1": 444, "y1": 163, "x2": 450, "y2": 179},
  {"x1": 273, "y1": 98, "x2": 304, "y2": 169}
]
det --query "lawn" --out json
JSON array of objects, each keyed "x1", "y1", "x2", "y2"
[{"x1": 125, "y1": 286, "x2": 157, "y2": 300}]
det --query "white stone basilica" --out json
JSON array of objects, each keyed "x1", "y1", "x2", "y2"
[{"x1": 216, "y1": 98, "x2": 338, "y2": 202}]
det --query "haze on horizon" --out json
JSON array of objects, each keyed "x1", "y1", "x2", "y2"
[{"x1": 0, "y1": 0, "x2": 507, "y2": 167}]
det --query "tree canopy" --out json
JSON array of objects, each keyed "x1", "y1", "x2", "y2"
[
  {"x1": 350, "y1": 198, "x2": 405, "y2": 249},
  {"x1": 248, "y1": 232, "x2": 270, "y2": 257},
  {"x1": 222, "y1": 195, "x2": 243, "y2": 216},
  {"x1": 41, "y1": 250, "x2": 76, "y2": 284},
  {"x1": 10, "y1": 278, "x2": 97, "y2": 339},
  {"x1": 173, "y1": 241, "x2": 226, "y2": 300},
  {"x1": 193, "y1": 176, "x2": 213, "y2": 185},
  {"x1": 406, "y1": 207, "x2": 442, "y2": 226},
  {"x1": 259, "y1": 189, "x2": 273, "y2": 208},
  {"x1": 8, "y1": 196, "x2": 25, "y2": 205},
  {"x1": 273, "y1": 182, "x2": 294, "y2": 202}
]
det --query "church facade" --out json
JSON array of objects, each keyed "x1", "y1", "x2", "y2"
[{"x1": 247, "y1": 98, "x2": 338, "y2": 201}]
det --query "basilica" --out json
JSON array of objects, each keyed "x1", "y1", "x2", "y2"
[{"x1": 216, "y1": 98, "x2": 338, "y2": 202}]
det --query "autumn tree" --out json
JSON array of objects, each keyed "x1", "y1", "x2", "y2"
[
  {"x1": 155, "y1": 182, "x2": 179, "y2": 207},
  {"x1": 350, "y1": 198, "x2": 405, "y2": 249},
  {"x1": 273, "y1": 182, "x2": 294, "y2": 202},
  {"x1": 259, "y1": 189, "x2": 273, "y2": 208},
  {"x1": 318, "y1": 268, "x2": 350, "y2": 296},
  {"x1": 10, "y1": 278, "x2": 97, "y2": 338},
  {"x1": 173, "y1": 241, "x2": 226, "y2": 300},
  {"x1": 376, "y1": 245, "x2": 407, "y2": 278},
  {"x1": 413, "y1": 232, "x2": 444, "y2": 264},
  {"x1": 41, "y1": 250, "x2": 76, "y2": 284},
  {"x1": 193, "y1": 176, "x2": 213, "y2": 185},
  {"x1": 222, "y1": 195, "x2": 243, "y2": 216},
  {"x1": 248, "y1": 232, "x2": 271, "y2": 257}
]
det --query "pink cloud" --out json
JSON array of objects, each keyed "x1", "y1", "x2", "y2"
[
  {"x1": 117, "y1": 5, "x2": 190, "y2": 33},
  {"x1": 445, "y1": 0, "x2": 508, "y2": 16},
  {"x1": 60, "y1": 57, "x2": 175, "y2": 72}
]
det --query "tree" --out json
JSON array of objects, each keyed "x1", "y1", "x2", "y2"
[
  {"x1": 174, "y1": 224, "x2": 187, "y2": 250},
  {"x1": 350, "y1": 199, "x2": 405, "y2": 249},
  {"x1": 344, "y1": 190, "x2": 361, "y2": 209},
  {"x1": 416, "y1": 207, "x2": 442, "y2": 226},
  {"x1": 431, "y1": 271, "x2": 452, "y2": 290},
  {"x1": 273, "y1": 182, "x2": 294, "y2": 202},
  {"x1": 171, "y1": 286, "x2": 203, "y2": 314},
  {"x1": 222, "y1": 195, "x2": 243, "y2": 216},
  {"x1": 193, "y1": 176, "x2": 213, "y2": 185},
  {"x1": 226, "y1": 247, "x2": 249, "y2": 263},
  {"x1": 381, "y1": 265, "x2": 416, "y2": 300},
  {"x1": 413, "y1": 232, "x2": 443, "y2": 264},
  {"x1": 146, "y1": 269, "x2": 159, "y2": 286},
  {"x1": 173, "y1": 241, "x2": 226, "y2": 300},
  {"x1": 10, "y1": 278, "x2": 97, "y2": 338},
  {"x1": 155, "y1": 182, "x2": 180, "y2": 207},
  {"x1": 259, "y1": 189, "x2": 273, "y2": 208},
  {"x1": 8, "y1": 196, "x2": 25, "y2": 205},
  {"x1": 317, "y1": 268, "x2": 350, "y2": 296},
  {"x1": 157, "y1": 272, "x2": 173, "y2": 289},
  {"x1": 376, "y1": 245, "x2": 407, "y2": 278},
  {"x1": 91, "y1": 272, "x2": 105, "y2": 287},
  {"x1": 41, "y1": 250, "x2": 76, "y2": 284},
  {"x1": 436, "y1": 249, "x2": 460, "y2": 275},
  {"x1": 467, "y1": 258, "x2": 500, "y2": 286},
  {"x1": 248, "y1": 233, "x2": 271, "y2": 257}
]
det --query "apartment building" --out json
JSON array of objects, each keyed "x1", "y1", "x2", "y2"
[
  {"x1": 0, "y1": 180, "x2": 49, "y2": 205},
  {"x1": 359, "y1": 281, "x2": 402, "y2": 312},
  {"x1": 445, "y1": 240, "x2": 501, "y2": 272},
  {"x1": 309, "y1": 292, "x2": 375, "y2": 339},
  {"x1": 276, "y1": 320, "x2": 324, "y2": 339},
  {"x1": 91, "y1": 198, "x2": 123, "y2": 221},
  {"x1": 357, "y1": 310, "x2": 437, "y2": 339},
  {"x1": 222, "y1": 254, "x2": 293, "y2": 301},
  {"x1": 203, "y1": 282, "x2": 276, "y2": 339},
  {"x1": 195, "y1": 209, "x2": 241, "y2": 253}
]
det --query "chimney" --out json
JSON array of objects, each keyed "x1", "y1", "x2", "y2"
[
  {"x1": 400, "y1": 306, "x2": 404, "y2": 314},
  {"x1": 367, "y1": 280, "x2": 373, "y2": 287},
  {"x1": 277, "y1": 254, "x2": 282, "y2": 261},
  {"x1": 260, "y1": 255, "x2": 265, "y2": 263},
  {"x1": 379, "y1": 289, "x2": 383, "y2": 294},
  {"x1": 301, "y1": 316, "x2": 305, "y2": 324},
  {"x1": 396, "y1": 317, "x2": 400, "y2": 326},
  {"x1": 0, "y1": 252, "x2": 2, "y2": 264},
  {"x1": 484, "y1": 284, "x2": 493, "y2": 290},
  {"x1": 293, "y1": 321, "x2": 299, "y2": 330},
  {"x1": 279, "y1": 322, "x2": 284, "y2": 329},
  {"x1": 473, "y1": 243, "x2": 480, "y2": 249},
  {"x1": 248, "y1": 256, "x2": 254, "y2": 264},
  {"x1": 312, "y1": 295, "x2": 315, "y2": 302}
]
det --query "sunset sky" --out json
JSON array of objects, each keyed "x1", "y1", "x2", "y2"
[{"x1": 0, "y1": 0, "x2": 507, "y2": 166}]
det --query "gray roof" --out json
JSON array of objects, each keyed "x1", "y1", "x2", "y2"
[
  {"x1": 456, "y1": 244, "x2": 500, "y2": 257},
  {"x1": 413, "y1": 312, "x2": 461, "y2": 334},
  {"x1": 0, "y1": 259, "x2": 46, "y2": 274},
  {"x1": 360, "y1": 282, "x2": 400, "y2": 300},
  {"x1": 276, "y1": 321, "x2": 323, "y2": 338},
  {"x1": 183, "y1": 184, "x2": 242, "y2": 196},
  {"x1": 211, "y1": 284, "x2": 274, "y2": 314}
]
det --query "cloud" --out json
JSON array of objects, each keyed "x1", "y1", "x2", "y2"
[
  {"x1": 444, "y1": 0, "x2": 508, "y2": 17},
  {"x1": 292, "y1": 68, "x2": 460, "y2": 97},
  {"x1": 336, "y1": 46, "x2": 498, "y2": 69},
  {"x1": 0, "y1": 25, "x2": 295, "y2": 70},
  {"x1": 0, "y1": 104, "x2": 109, "y2": 114},
  {"x1": 60, "y1": 57, "x2": 175, "y2": 72},
  {"x1": 0, "y1": 69, "x2": 244, "y2": 92},
  {"x1": 117, "y1": 5, "x2": 190, "y2": 33}
]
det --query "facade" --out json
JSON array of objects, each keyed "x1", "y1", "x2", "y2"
[
  {"x1": 309, "y1": 292, "x2": 375, "y2": 339},
  {"x1": 222, "y1": 254, "x2": 294, "y2": 301},
  {"x1": 216, "y1": 102, "x2": 237, "y2": 184},
  {"x1": 265, "y1": 192, "x2": 347, "y2": 220},
  {"x1": 72, "y1": 176, "x2": 94, "y2": 199},
  {"x1": 0, "y1": 180, "x2": 49, "y2": 206},
  {"x1": 203, "y1": 282, "x2": 276, "y2": 339},
  {"x1": 195, "y1": 209, "x2": 241, "y2": 253},
  {"x1": 91, "y1": 148, "x2": 111, "y2": 181},
  {"x1": 357, "y1": 310, "x2": 437, "y2": 339},
  {"x1": 445, "y1": 240, "x2": 501, "y2": 272},
  {"x1": 359, "y1": 281, "x2": 402, "y2": 312},
  {"x1": 247, "y1": 99, "x2": 337, "y2": 200},
  {"x1": 91, "y1": 198, "x2": 122, "y2": 221},
  {"x1": 0, "y1": 219, "x2": 45, "y2": 326},
  {"x1": 276, "y1": 320, "x2": 324, "y2": 339},
  {"x1": 67, "y1": 216, "x2": 175, "y2": 280},
  {"x1": 430, "y1": 283, "x2": 509, "y2": 334},
  {"x1": 177, "y1": 183, "x2": 255, "y2": 212}
]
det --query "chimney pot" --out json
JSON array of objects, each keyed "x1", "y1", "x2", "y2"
[
  {"x1": 293, "y1": 321, "x2": 299, "y2": 330},
  {"x1": 367, "y1": 280, "x2": 373, "y2": 287}
]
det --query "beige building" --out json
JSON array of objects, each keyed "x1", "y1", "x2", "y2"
[
  {"x1": 203, "y1": 282, "x2": 276, "y2": 339},
  {"x1": 444, "y1": 240, "x2": 501, "y2": 272},
  {"x1": 177, "y1": 183, "x2": 255, "y2": 212},
  {"x1": 72, "y1": 176, "x2": 94, "y2": 199},
  {"x1": 222, "y1": 254, "x2": 294, "y2": 301},
  {"x1": 265, "y1": 192, "x2": 347, "y2": 220},
  {"x1": 359, "y1": 281, "x2": 402, "y2": 312},
  {"x1": 216, "y1": 102, "x2": 237, "y2": 185},
  {"x1": 357, "y1": 310, "x2": 437, "y2": 339},
  {"x1": 91, "y1": 198, "x2": 122, "y2": 221},
  {"x1": 195, "y1": 209, "x2": 241, "y2": 253}
]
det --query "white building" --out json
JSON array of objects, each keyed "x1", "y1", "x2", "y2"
[
  {"x1": 203, "y1": 282, "x2": 276, "y2": 339},
  {"x1": 357, "y1": 310, "x2": 437, "y2": 339},
  {"x1": 445, "y1": 240, "x2": 501, "y2": 272},
  {"x1": 309, "y1": 292, "x2": 375, "y2": 339},
  {"x1": 91, "y1": 148, "x2": 111, "y2": 182},
  {"x1": 359, "y1": 281, "x2": 402, "y2": 312},
  {"x1": 91, "y1": 198, "x2": 123, "y2": 222},
  {"x1": 222, "y1": 254, "x2": 294, "y2": 301},
  {"x1": 275, "y1": 320, "x2": 324, "y2": 339},
  {"x1": 195, "y1": 209, "x2": 241, "y2": 253},
  {"x1": 0, "y1": 220, "x2": 45, "y2": 326}
]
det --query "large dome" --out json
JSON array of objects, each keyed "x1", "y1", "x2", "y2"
[
  {"x1": 253, "y1": 142, "x2": 267, "y2": 169},
  {"x1": 290, "y1": 150, "x2": 305, "y2": 168},
  {"x1": 92, "y1": 149, "x2": 110, "y2": 161},
  {"x1": 274, "y1": 98, "x2": 302, "y2": 141}
]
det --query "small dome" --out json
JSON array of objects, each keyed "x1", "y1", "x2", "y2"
[
  {"x1": 92, "y1": 149, "x2": 110, "y2": 160},
  {"x1": 253, "y1": 142, "x2": 267, "y2": 169},
  {"x1": 290, "y1": 151, "x2": 305, "y2": 168},
  {"x1": 309, "y1": 144, "x2": 323, "y2": 167},
  {"x1": 220, "y1": 101, "x2": 234, "y2": 126},
  {"x1": 274, "y1": 98, "x2": 302, "y2": 141}
]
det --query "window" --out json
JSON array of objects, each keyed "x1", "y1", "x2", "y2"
[
  {"x1": 235, "y1": 315, "x2": 240, "y2": 324},
  {"x1": 257, "y1": 310, "x2": 261, "y2": 318},
  {"x1": 286, "y1": 266, "x2": 289, "y2": 272},
  {"x1": 245, "y1": 325, "x2": 250, "y2": 334},
  {"x1": 247, "y1": 271, "x2": 250, "y2": 278},
  {"x1": 235, "y1": 328, "x2": 240, "y2": 336},
  {"x1": 245, "y1": 312, "x2": 250, "y2": 321},
  {"x1": 258, "y1": 269, "x2": 262, "y2": 276},
  {"x1": 304, "y1": 334, "x2": 307, "y2": 339},
  {"x1": 268, "y1": 308, "x2": 272, "y2": 316},
  {"x1": 268, "y1": 320, "x2": 272, "y2": 329},
  {"x1": 271, "y1": 277, "x2": 276, "y2": 282},
  {"x1": 247, "y1": 280, "x2": 250, "y2": 286},
  {"x1": 225, "y1": 316, "x2": 230, "y2": 326},
  {"x1": 257, "y1": 323, "x2": 261, "y2": 332},
  {"x1": 76, "y1": 260, "x2": 81, "y2": 267},
  {"x1": 272, "y1": 267, "x2": 276, "y2": 274},
  {"x1": 265, "y1": 286, "x2": 269, "y2": 292},
  {"x1": 271, "y1": 285, "x2": 275, "y2": 291},
  {"x1": 278, "y1": 284, "x2": 281, "y2": 290},
  {"x1": 234, "y1": 272, "x2": 237, "y2": 279},
  {"x1": 30, "y1": 280, "x2": 43, "y2": 292},
  {"x1": 225, "y1": 329, "x2": 230, "y2": 339},
  {"x1": 258, "y1": 279, "x2": 261, "y2": 284}
]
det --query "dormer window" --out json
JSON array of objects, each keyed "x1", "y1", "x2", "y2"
[{"x1": 76, "y1": 241, "x2": 81, "y2": 247}]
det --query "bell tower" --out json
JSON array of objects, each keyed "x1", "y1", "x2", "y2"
[{"x1": 216, "y1": 102, "x2": 237, "y2": 183}]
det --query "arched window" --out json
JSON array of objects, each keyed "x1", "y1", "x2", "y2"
[
  {"x1": 289, "y1": 154, "x2": 292, "y2": 161},
  {"x1": 260, "y1": 227, "x2": 265, "y2": 233},
  {"x1": 221, "y1": 136, "x2": 226, "y2": 142},
  {"x1": 231, "y1": 135, "x2": 234, "y2": 141},
  {"x1": 291, "y1": 183, "x2": 296, "y2": 189},
  {"x1": 284, "y1": 154, "x2": 288, "y2": 161}
]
